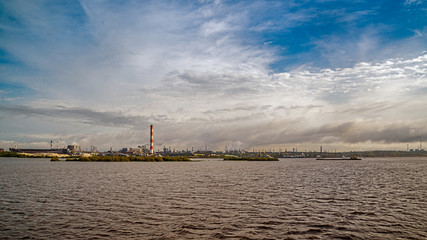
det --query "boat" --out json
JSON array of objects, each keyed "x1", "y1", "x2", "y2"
[{"x1": 316, "y1": 156, "x2": 361, "y2": 160}]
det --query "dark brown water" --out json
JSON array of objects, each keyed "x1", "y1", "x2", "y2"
[{"x1": 1, "y1": 157, "x2": 426, "y2": 239}]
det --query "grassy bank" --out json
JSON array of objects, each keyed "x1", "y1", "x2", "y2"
[
  {"x1": 66, "y1": 155, "x2": 191, "y2": 162},
  {"x1": 0, "y1": 151, "x2": 43, "y2": 158},
  {"x1": 223, "y1": 156, "x2": 279, "y2": 161}
]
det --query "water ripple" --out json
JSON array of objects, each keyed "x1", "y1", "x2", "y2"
[{"x1": 0, "y1": 157, "x2": 426, "y2": 239}]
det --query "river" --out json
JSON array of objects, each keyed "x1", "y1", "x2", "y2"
[{"x1": 1, "y1": 157, "x2": 426, "y2": 239}]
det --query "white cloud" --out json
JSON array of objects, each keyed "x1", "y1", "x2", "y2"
[
  {"x1": 1, "y1": 1, "x2": 426, "y2": 151},
  {"x1": 404, "y1": 0, "x2": 424, "y2": 6},
  {"x1": 2, "y1": 52, "x2": 426, "y2": 150}
]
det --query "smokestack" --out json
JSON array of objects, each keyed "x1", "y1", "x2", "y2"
[{"x1": 149, "y1": 125, "x2": 154, "y2": 155}]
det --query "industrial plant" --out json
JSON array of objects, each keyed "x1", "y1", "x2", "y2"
[{"x1": 5, "y1": 124, "x2": 427, "y2": 158}]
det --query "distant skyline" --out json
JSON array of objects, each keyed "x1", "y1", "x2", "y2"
[{"x1": 0, "y1": 0, "x2": 426, "y2": 151}]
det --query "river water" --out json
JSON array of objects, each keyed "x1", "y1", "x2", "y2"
[{"x1": 0, "y1": 157, "x2": 426, "y2": 239}]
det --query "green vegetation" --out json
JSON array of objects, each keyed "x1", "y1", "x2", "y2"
[
  {"x1": 189, "y1": 155, "x2": 222, "y2": 158},
  {"x1": 0, "y1": 151, "x2": 40, "y2": 158},
  {"x1": 66, "y1": 155, "x2": 191, "y2": 162},
  {"x1": 0, "y1": 151, "x2": 23, "y2": 157},
  {"x1": 50, "y1": 156, "x2": 60, "y2": 161},
  {"x1": 223, "y1": 156, "x2": 279, "y2": 161}
]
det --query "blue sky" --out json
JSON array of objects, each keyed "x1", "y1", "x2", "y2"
[{"x1": 0, "y1": 0, "x2": 426, "y2": 151}]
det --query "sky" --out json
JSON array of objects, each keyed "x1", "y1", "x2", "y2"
[{"x1": 0, "y1": 0, "x2": 426, "y2": 152}]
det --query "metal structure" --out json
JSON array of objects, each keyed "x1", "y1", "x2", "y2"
[{"x1": 149, "y1": 125, "x2": 154, "y2": 155}]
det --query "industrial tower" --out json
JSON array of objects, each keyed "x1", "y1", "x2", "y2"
[{"x1": 149, "y1": 125, "x2": 154, "y2": 155}]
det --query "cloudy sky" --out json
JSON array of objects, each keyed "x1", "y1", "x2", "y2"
[{"x1": 0, "y1": 0, "x2": 426, "y2": 152}]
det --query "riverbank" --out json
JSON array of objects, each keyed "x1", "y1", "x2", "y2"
[
  {"x1": 0, "y1": 151, "x2": 70, "y2": 158},
  {"x1": 223, "y1": 156, "x2": 279, "y2": 161},
  {"x1": 64, "y1": 155, "x2": 191, "y2": 162}
]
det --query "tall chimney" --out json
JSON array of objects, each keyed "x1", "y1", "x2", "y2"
[{"x1": 149, "y1": 125, "x2": 154, "y2": 155}]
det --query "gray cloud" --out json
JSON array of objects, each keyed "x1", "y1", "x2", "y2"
[
  {"x1": 0, "y1": 105, "x2": 158, "y2": 128},
  {"x1": 150, "y1": 117, "x2": 427, "y2": 152},
  {"x1": 0, "y1": 1, "x2": 426, "y2": 151},
  {"x1": 1, "y1": 53, "x2": 426, "y2": 151}
]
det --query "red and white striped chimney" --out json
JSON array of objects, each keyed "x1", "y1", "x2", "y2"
[{"x1": 149, "y1": 125, "x2": 154, "y2": 155}]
